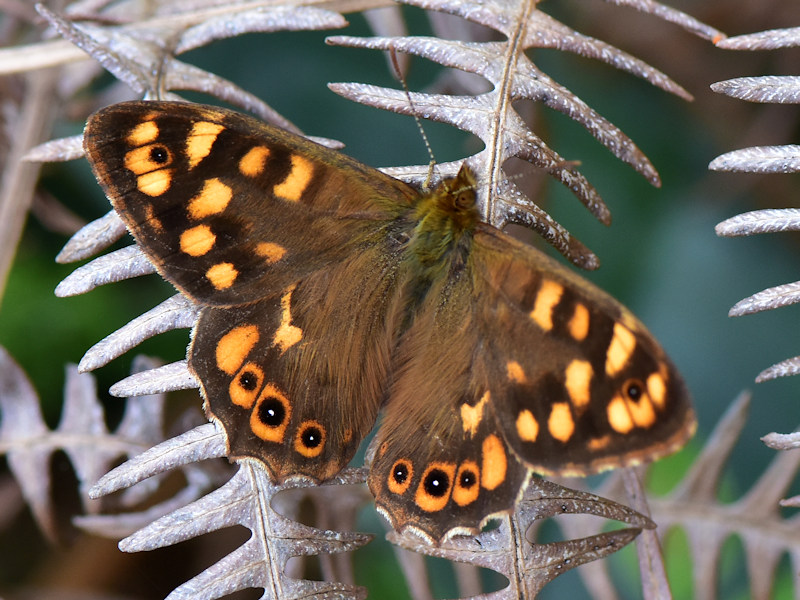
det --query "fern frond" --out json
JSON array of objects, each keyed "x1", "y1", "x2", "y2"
[
  {"x1": 388, "y1": 477, "x2": 651, "y2": 599},
  {"x1": 650, "y1": 393, "x2": 800, "y2": 600},
  {"x1": 89, "y1": 422, "x2": 371, "y2": 600},
  {"x1": 711, "y1": 27, "x2": 800, "y2": 385},
  {"x1": 329, "y1": 0, "x2": 722, "y2": 268},
  {"x1": 12, "y1": 1, "x2": 726, "y2": 597},
  {"x1": 555, "y1": 393, "x2": 800, "y2": 600}
]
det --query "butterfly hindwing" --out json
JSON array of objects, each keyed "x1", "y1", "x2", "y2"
[
  {"x1": 369, "y1": 270, "x2": 530, "y2": 542},
  {"x1": 190, "y1": 239, "x2": 405, "y2": 482}
]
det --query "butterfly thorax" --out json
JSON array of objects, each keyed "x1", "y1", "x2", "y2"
[{"x1": 406, "y1": 165, "x2": 479, "y2": 281}]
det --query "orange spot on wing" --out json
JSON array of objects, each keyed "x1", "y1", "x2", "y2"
[
  {"x1": 124, "y1": 145, "x2": 171, "y2": 175},
  {"x1": 255, "y1": 242, "x2": 286, "y2": 265},
  {"x1": 206, "y1": 262, "x2": 238, "y2": 290},
  {"x1": 229, "y1": 363, "x2": 264, "y2": 408},
  {"x1": 414, "y1": 462, "x2": 455, "y2": 512},
  {"x1": 625, "y1": 385, "x2": 656, "y2": 428},
  {"x1": 460, "y1": 391, "x2": 489, "y2": 437},
  {"x1": 387, "y1": 459, "x2": 413, "y2": 495},
  {"x1": 215, "y1": 324, "x2": 259, "y2": 375},
  {"x1": 530, "y1": 280, "x2": 563, "y2": 331},
  {"x1": 239, "y1": 146, "x2": 270, "y2": 177},
  {"x1": 294, "y1": 420, "x2": 326, "y2": 458},
  {"x1": 180, "y1": 224, "x2": 216, "y2": 256},
  {"x1": 481, "y1": 434, "x2": 507, "y2": 490},
  {"x1": 647, "y1": 371, "x2": 667, "y2": 409},
  {"x1": 506, "y1": 360, "x2": 527, "y2": 384},
  {"x1": 274, "y1": 154, "x2": 313, "y2": 201},
  {"x1": 126, "y1": 120, "x2": 159, "y2": 146},
  {"x1": 568, "y1": 303, "x2": 590, "y2": 341},
  {"x1": 515, "y1": 409, "x2": 539, "y2": 442},
  {"x1": 137, "y1": 170, "x2": 172, "y2": 196},
  {"x1": 452, "y1": 461, "x2": 480, "y2": 506},
  {"x1": 187, "y1": 178, "x2": 233, "y2": 219},
  {"x1": 143, "y1": 204, "x2": 163, "y2": 233},
  {"x1": 186, "y1": 121, "x2": 224, "y2": 169},
  {"x1": 589, "y1": 435, "x2": 611, "y2": 451},
  {"x1": 273, "y1": 286, "x2": 303, "y2": 353},
  {"x1": 251, "y1": 383, "x2": 291, "y2": 443},
  {"x1": 607, "y1": 396, "x2": 634, "y2": 434},
  {"x1": 548, "y1": 402, "x2": 575, "y2": 442},
  {"x1": 565, "y1": 359, "x2": 592, "y2": 409},
  {"x1": 606, "y1": 323, "x2": 636, "y2": 376}
]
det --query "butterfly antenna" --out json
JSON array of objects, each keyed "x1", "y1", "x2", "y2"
[{"x1": 389, "y1": 47, "x2": 437, "y2": 191}]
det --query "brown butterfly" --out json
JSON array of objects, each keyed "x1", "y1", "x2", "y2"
[{"x1": 83, "y1": 100, "x2": 695, "y2": 543}]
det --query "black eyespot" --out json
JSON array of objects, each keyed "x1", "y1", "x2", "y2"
[
  {"x1": 238, "y1": 370, "x2": 259, "y2": 391},
  {"x1": 149, "y1": 146, "x2": 169, "y2": 164},
  {"x1": 300, "y1": 425, "x2": 323, "y2": 449},
  {"x1": 393, "y1": 462, "x2": 409, "y2": 484},
  {"x1": 625, "y1": 380, "x2": 644, "y2": 401},
  {"x1": 459, "y1": 470, "x2": 476, "y2": 489},
  {"x1": 423, "y1": 468, "x2": 450, "y2": 497},
  {"x1": 258, "y1": 397, "x2": 285, "y2": 427}
]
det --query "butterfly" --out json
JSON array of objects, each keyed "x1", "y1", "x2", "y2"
[{"x1": 82, "y1": 100, "x2": 695, "y2": 543}]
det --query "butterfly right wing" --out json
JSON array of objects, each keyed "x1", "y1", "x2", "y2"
[
  {"x1": 83, "y1": 100, "x2": 417, "y2": 306},
  {"x1": 84, "y1": 100, "x2": 418, "y2": 482}
]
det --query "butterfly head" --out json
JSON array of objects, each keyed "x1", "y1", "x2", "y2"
[{"x1": 407, "y1": 165, "x2": 481, "y2": 276}]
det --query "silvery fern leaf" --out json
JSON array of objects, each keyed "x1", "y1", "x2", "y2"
[
  {"x1": 556, "y1": 393, "x2": 800, "y2": 600},
  {"x1": 12, "y1": 1, "x2": 720, "y2": 597},
  {"x1": 649, "y1": 393, "x2": 800, "y2": 600},
  {"x1": 88, "y1": 422, "x2": 371, "y2": 600},
  {"x1": 711, "y1": 27, "x2": 800, "y2": 384},
  {"x1": 388, "y1": 476, "x2": 653, "y2": 599},
  {"x1": 329, "y1": 0, "x2": 723, "y2": 268},
  {"x1": 34, "y1": 3, "x2": 347, "y2": 139}
]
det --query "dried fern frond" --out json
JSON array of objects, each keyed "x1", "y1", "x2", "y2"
[
  {"x1": 650, "y1": 393, "x2": 800, "y2": 600},
  {"x1": 711, "y1": 27, "x2": 800, "y2": 383},
  {"x1": 0, "y1": 0, "x2": 351, "y2": 306},
  {"x1": 0, "y1": 347, "x2": 170, "y2": 541},
  {"x1": 389, "y1": 476, "x2": 652, "y2": 599},
  {"x1": 329, "y1": 0, "x2": 723, "y2": 268},
  {"x1": 88, "y1": 421, "x2": 372, "y2": 600},
  {"x1": 557, "y1": 393, "x2": 800, "y2": 600},
  {"x1": 7, "y1": 1, "x2": 723, "y2": 597},
  {"x1": 34, "y1": 3, "x2": 347, "y2": 135}
]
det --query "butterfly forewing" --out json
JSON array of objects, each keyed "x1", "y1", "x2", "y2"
[
  {"x1": 83, "y1": 101, "x2": 416, "y2": 305},
  {"x1": 470, "y1": 225, "x2": 695, "y2": 475}
]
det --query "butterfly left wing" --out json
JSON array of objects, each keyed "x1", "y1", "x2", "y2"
[{"x1": 370, "y1": 222, "x2": 694, "y2": 542}]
